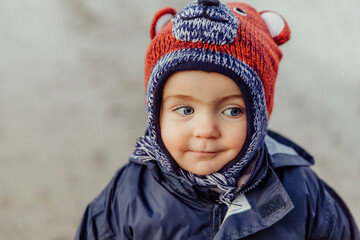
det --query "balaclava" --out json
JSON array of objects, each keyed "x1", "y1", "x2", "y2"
[{"x1": 133, "y1": 0, "x2": 291, "y2": 204}]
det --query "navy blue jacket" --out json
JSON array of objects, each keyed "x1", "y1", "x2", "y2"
[{"x1": 75, "y1": 132, "x2": 360, "y2": 239}]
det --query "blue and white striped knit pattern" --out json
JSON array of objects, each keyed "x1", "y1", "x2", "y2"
[
  {"x1": 133, "y1": 48, "x2": 268, "y2": 204},
  {"x1": 172, "y1": 1, "x2": 239, "y2": 45}
]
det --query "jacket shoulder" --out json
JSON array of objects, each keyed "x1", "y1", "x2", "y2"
[
  {"x1": 265, "y1": 130, "x2": 314, "y2": 168},
  {"x1": 91, "y1": 162, "x2": 152, "y2": 209},
  {"x1": 266, "y1": 132, "x2": 360, "y2": 239},
  {"x1": 75, "y1": 162, "x2": 149, "y2": 239}
]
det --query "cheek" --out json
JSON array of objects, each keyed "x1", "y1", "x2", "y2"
[
  {"x1": 160, "y1": 116, "x2": 186, "y2": 155},
  {"x1": 227, "y1": 122, "x2": 247, "y2": 151},
  {"x1": 161, "y1": 125, "x2": 176, "y2": 148}
]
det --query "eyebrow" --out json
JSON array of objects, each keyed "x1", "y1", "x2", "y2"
[{"x1": 163, "y1": 94, "x2": 243, "y2": 102}]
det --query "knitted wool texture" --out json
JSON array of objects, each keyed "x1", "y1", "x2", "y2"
[
  {"x1": 134, "y1": 0, "x2": 291, "y2": 204},
  {"x1": 146, "y1": 1, "x2": 290, "y2": 116}
]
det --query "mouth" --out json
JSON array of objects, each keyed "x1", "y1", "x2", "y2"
[{"x1": 188, "y1": 150, "x2": 222, "y2": 158}]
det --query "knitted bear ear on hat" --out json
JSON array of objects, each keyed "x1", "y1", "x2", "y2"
[
  {"x1": 260, "y1": 11, "x2": 290, "y2": 45},
  {"x1": 150, "y1": 7, "x2": 177, "y2": 39}
]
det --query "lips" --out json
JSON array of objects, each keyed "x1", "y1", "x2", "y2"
[{"x1": 188, "y1": 150, "x2": 222, "y2": 158}]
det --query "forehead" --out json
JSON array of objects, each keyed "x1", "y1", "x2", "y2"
[{"x1": 162, "y1": 70, "x2": 241, "y2": 100}]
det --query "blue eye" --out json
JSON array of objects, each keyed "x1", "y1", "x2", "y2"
[
  {"x1": 175, "y1": 106, "x2": 194, "y2": 115},
  {"x1": 223, "y1": 108, "x2": 243, "y2": 117}
]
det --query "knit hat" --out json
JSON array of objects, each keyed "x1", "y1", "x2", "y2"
[{"x1": 134, "y1": 0, "x2": 290, "y2": 204}]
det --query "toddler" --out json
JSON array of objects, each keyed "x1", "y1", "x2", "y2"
[{"x1": 76, "y1": 1, "x2": 359, "y2": 239}]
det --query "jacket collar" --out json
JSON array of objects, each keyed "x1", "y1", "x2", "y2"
[
  {"x1": 214, "y1": 165, "x2": 294, "y2": 239},
  {"x1": 265, "y1": 130, "x2": 314, "y2": 168},
  {"x1": 131, "y1": 150, "x2": 295, "y2": 239},
  {"x1": 267, "y1": 130, "x2": 314, "y2": 165},
  {"x1": 212, "y1": 132, "x2": 315, "y2": 238}
]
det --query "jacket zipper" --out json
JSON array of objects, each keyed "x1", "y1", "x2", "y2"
[{"x1": 210, "y1": 203, "x2": 223, "y2": 238}]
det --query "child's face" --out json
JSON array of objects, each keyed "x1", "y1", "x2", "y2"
[{"x1": 160, "y1": 71, "x2": 247, "y2": 175}]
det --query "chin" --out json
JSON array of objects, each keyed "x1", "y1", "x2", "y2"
[
  {"x1": 175, "y1": 158, "x2": 226, "y2": 176},
  {"x1": 185, "y1": 166, "x2": 220, "y2": 176}
]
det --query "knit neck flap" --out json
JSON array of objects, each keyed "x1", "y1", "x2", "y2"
[{"x1": 132, "y1": 131, "x2": 266, "y2": 205}]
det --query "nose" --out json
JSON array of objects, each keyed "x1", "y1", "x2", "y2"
[
  {"x1": 193, "y1": 115, "x2": 220, "y2": 139},
  {"x1": 198, "y1": 0, "x2": 220, "y2": 7}
]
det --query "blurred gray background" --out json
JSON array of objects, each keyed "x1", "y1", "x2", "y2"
[{"x1": 0, "y1": 0, "x2": 359, "y2": 239}]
